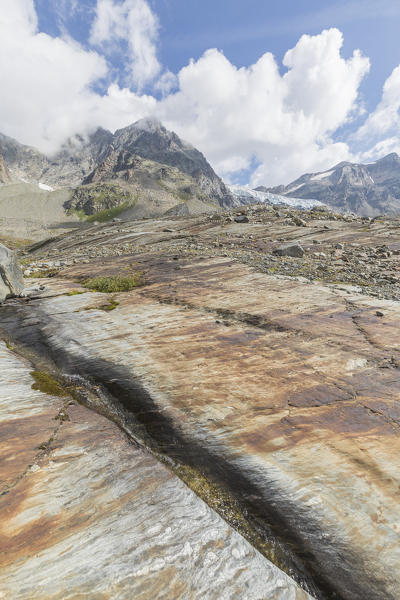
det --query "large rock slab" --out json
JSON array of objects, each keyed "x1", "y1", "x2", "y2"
[
  {"x1": 5, "y1": 248, "x2": 400, "y2": 600},
  {"x1": 0, "y1": 341, "x2": 311, "y2": 600},
  {"x1": 4, "y1": 209, "x2": 400, "y2": 598},
  {"x1": 0, "y1": 243, "x2": 23, "y2": 302}
]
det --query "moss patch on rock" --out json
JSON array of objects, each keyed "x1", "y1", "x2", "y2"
[
  {"x1": 86, "y1": 202, "x2": 130, "y2": 223},
  {"x1": 30, "y1": 371, "x2": 70, "y2": 397}
]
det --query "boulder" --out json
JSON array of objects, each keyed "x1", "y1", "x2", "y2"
[
  {"x1": 273, "y1": 242, "x2": 305, "y2": 258},
  {"x1": 0, "y1": 244, "x2": 24, "y2": 302},
  {"x1": 234, "y1": 215, "x2": 249, "y2": 223}
]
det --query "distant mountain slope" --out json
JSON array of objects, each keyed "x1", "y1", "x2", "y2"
[
  {"x1": 0, "y1": 119, "x2": 233, "y2": 209},
  {"x1": 262, "y1": 153, "x2": 400, "y2": 216},
  {"x1": 0, "y1": 154, "x2": 11, "y2": 184}
]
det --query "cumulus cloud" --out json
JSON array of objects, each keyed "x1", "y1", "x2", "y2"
[
  {"x1": 0, "y1": 0, "x2": 156, "y2": 153},
  {"x1": 353, "y1": 65, "x2": 400, "y2": 161},
  {"x1": 0, "y1": 1, "x2": 383, "y2": 186},
  {"x1": 156, "y1": 29, "x2": 369, "y2": 185},
  {"x1": 90, "y1": 0, "x2": 161, "y2": 89},
  {"x1": 0, "y1": 0, "x2": 108, "y2": 152}
]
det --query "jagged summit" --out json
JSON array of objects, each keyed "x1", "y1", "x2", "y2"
[{"x1": 122, "y1": 116, "x2": 165, "y2": 134}]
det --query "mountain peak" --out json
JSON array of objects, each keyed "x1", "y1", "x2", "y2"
[
  {"x1": 116, "y1": 117, "x2": 165, "y2": 137},
  {"x1": 375, "y1": 152, "x2": 400, "y2": 164},
  {"x1": 133, "y1": 116, "x2": 164, "y2": 133}
]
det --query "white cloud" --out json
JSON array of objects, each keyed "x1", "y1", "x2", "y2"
[
  {"x1": 156, "y1": 29, "x2": 369, "y2": 185},
  {"x1": 90, "y1": 0, "x2": 161, "y2": 90},
  {"x1": 353, "y1": 65, "x2": 400, "y2": 161},
  {"x1": 0, "y1": 3, "x2": 379, "y2": 187},
  {"x1": 0, "y1": 0, "x2": 155, "y2": 153}
]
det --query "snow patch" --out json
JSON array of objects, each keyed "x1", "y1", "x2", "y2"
[
  {"x1": 285, "y1": 183, "x2": 304, "y2": 194},
  {"x1": 310, "y1": 170, "x2": 334, "y2": 181},
  {"x1": 38, "y1": 182, "x2": 54, "y2": 192}
]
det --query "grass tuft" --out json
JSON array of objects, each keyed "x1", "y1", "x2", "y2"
[{"x1": 83, "y1": 273, "x2": 143, "y2": 293}]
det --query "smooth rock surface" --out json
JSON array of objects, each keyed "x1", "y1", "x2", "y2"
[
  {"x1": 3, "y1": 208, "x2": 400, "y2": 599},
  {"x1": 0, "y1": 341, "x2": 311, "y2": 600}
]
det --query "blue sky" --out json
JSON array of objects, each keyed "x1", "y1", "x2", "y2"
[
  {"x1": 35, "y1": 0, "x2": 400, "y2": 109},
  {"x1": 1, "y1": 0, "x2": 400, "y2": 186}
]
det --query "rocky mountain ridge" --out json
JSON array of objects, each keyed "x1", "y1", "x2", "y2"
[
  {"x1": 0, "y1": 119, "x2": 233, "y2": 209},
  {"x1": 262, "y1": 153, "x2": 400, "y2": 216}
]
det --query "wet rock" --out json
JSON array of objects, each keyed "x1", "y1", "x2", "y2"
[
  {"x1": 0, "y1": 244, "x2": 24, "y2": 302},
  {"x1": 273, "y1": 242, "x2": 305, "y2": 258},
  {"x1": 0, "y1": 341, "x2": 311, "y2": 600}
]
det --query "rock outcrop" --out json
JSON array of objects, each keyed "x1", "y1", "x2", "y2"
[
  {"x1": 0, "y1": 243, "x2": 23, "y2": 302},
  {"x1": 0, "y1": 154, "x2": 11, "y2": 184},
  {"x1": 65, "y1": 182, "x2": 133, "y2": 216},
  {"x1": 263, "y1": 153, "x2": 400, "y2": 216}
]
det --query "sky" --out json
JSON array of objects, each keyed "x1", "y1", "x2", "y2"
[{"x1": 1, "y1": 0, "x2": 400, "y2": 187}]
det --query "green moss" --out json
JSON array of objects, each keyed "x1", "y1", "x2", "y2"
[
  {"x1": 25, "y1": 268, "x2": 59, "y2": 278},
  {"x1": 67, "y1": 290, "x2": 85, "y2": 296},
  {"x1": 68, "y1": 208, "x2": 87, "y2": 220},
  {"x1": 86, "y1": 201, "x2": 130, "y2": 223},
  {"x1": 98, "y1": 297, "x2": 120, "y2": 311},
  {"x1": 0, "y1": 237, "x2": 34, "y2": 250},
  {"x1": 30, "y1": 371, "x2": 70, "y2": 397},
  {"x1": 83, "y1": 273, "x2": 143, "y2": 293},
  {"x1": 5, "y1": 340, "x2": 15, "y2": 352}
]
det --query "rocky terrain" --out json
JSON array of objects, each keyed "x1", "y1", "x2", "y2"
[
  {"x1": 262, "y1": 153, "x2": 400, "y2": 216},
  {"x1": 0, "y1": 154, "x2": 11, "y2": 184},
  {"x1": 1, "y1": 203, "x2": 400, "y2": 599}
]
